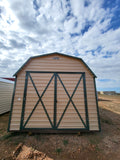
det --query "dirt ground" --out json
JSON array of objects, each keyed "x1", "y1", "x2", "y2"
[{"x1": 0, "y1": 94, "x2": 120, "y2": 160}]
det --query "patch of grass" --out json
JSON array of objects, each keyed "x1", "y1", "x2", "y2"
[
  {"x1": 63, "y1": 139, "x2": 68, "y2": 145},
  {"x1": 0, "y1": 133, "x2": 12, "y2": 141},
  {"x1": 0, "y1": 132, "x2": 26, "y2": 144},
  {"x1": 117, "y1": 127, "x2": 120, "y2": 131},
  {"x1": 101, "y1": 117, "x2": 113, "y2": 125},
  {"x1": 56, "y1": 148, "x2": 62, "y2": 154},
  {"x1": 40, "y1": 138, "x2": 45, "y2": 144},
  {"x1": 0, "y1": 129, "x2": 6, "y2": 135},
  {"x1": 89, "y1": 138, "x2": 97, "y2": 145},
  {"x1": 34, "y1": 134, "x2": 45, "y2": 144},
  {"x1": 95, "y1": 145, "x2": 102, "y2": 152},
  {"x1": 88, "y1": 135, "x2": 102, "y2": 146},
  {"x1": 12, "y1": 136, "x2": 25, "y2": 145},
  {"x1": 0, "y1": 132, "x2": 19, "y2": 141},
  {"x1": 34, "y1": 134, "x2": 41, "y2": 141}
]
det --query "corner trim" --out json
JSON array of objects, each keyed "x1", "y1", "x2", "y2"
[
  {"x1": 94, "y1": 78, "x2": 101, "y2": 131},
  {"x1": 7, "y1": 77, "x2": 17, "y2": 132}
]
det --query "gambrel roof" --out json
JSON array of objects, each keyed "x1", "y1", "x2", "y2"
[{"x1": 13, "y1": 52, "x2": 96, "y2": 77}]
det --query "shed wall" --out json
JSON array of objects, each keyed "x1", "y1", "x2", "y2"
[
  {"x1": 10, "y1": 54, "x2": 99, "y2": 131},
  {"x1": 0, "y1": 82, "x2": 14, "y2": 114}
]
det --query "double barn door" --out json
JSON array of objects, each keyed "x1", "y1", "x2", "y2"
[{"x1": 20, "y1": 71, "x2": 89, "y2": 131}]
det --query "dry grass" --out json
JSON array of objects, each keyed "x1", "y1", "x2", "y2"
[{"x1": 0, "y1": 95, "x2": 120, "y2": 160}]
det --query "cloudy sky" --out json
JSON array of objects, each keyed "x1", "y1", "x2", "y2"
[{"x1": 0, "y1": 0, "x2": 120, "y2": 92}]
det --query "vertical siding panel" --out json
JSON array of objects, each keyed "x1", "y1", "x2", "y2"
[{"x1": 0, "y1": 81, "x2": 14, "y2": 115}]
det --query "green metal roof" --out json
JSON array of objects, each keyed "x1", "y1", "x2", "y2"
[{"x1": 13, "y1": 52, "x2": 97, "y2": 77}]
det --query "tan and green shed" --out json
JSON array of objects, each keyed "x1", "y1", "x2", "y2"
[{"x1": 8, "y1": 53, "x2": 101, "y2": 132}]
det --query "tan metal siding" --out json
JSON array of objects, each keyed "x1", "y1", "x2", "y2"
[
  {"x1": 0, "y1": 82, "x2": 14, "y2": 115},
  {"x1": 10, "y1": 54, "x2": 99, "y2": 131}
]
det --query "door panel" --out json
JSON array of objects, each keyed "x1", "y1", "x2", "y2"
[
  {"x1": 56, "y1": 73, "x2": 87, "y2": 129},
  {"x1": 22, "y1": 72, "x2": 54, "y2": 129},
  {"x1": 23, "y1": 75, "x2": 38, "y2": 124}
]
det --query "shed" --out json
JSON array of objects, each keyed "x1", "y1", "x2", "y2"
[
  {"x1": 8, "y1": 53, "x2": 101, "y2": 132},
  {"x1": 0, "y1": 78, "x2": 14, "y2": 115}
]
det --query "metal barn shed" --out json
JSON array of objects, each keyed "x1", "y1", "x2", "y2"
[
  {"x1": 0, "y1": 78, "x2": 14, "y2": 115},
  {"x1": 8, "y1": 53, "x2": 101, "y2": 132}
]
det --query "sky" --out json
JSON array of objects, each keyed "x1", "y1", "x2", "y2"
[{"x1": 0, "y1": 0, "x2": 120, "y2": 92}]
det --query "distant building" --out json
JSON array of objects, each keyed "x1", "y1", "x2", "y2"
[
  {"x1": 98, "y1": 91, "x2": 117, "y2": 95},
  {"x1": 103, "y1": 91, "x2": 117, "y2": 95},
  {"x1": 97, "y1": 91, "x2": 104, "y2": 95}
]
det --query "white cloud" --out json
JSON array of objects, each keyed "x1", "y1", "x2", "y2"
[{"x1": 0, "y1": 0, "x2": 120, "y2": 91}]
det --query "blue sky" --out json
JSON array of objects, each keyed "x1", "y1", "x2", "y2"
[{"x1": 0, "y1": 0, "x2": 120, "y2": 92}]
